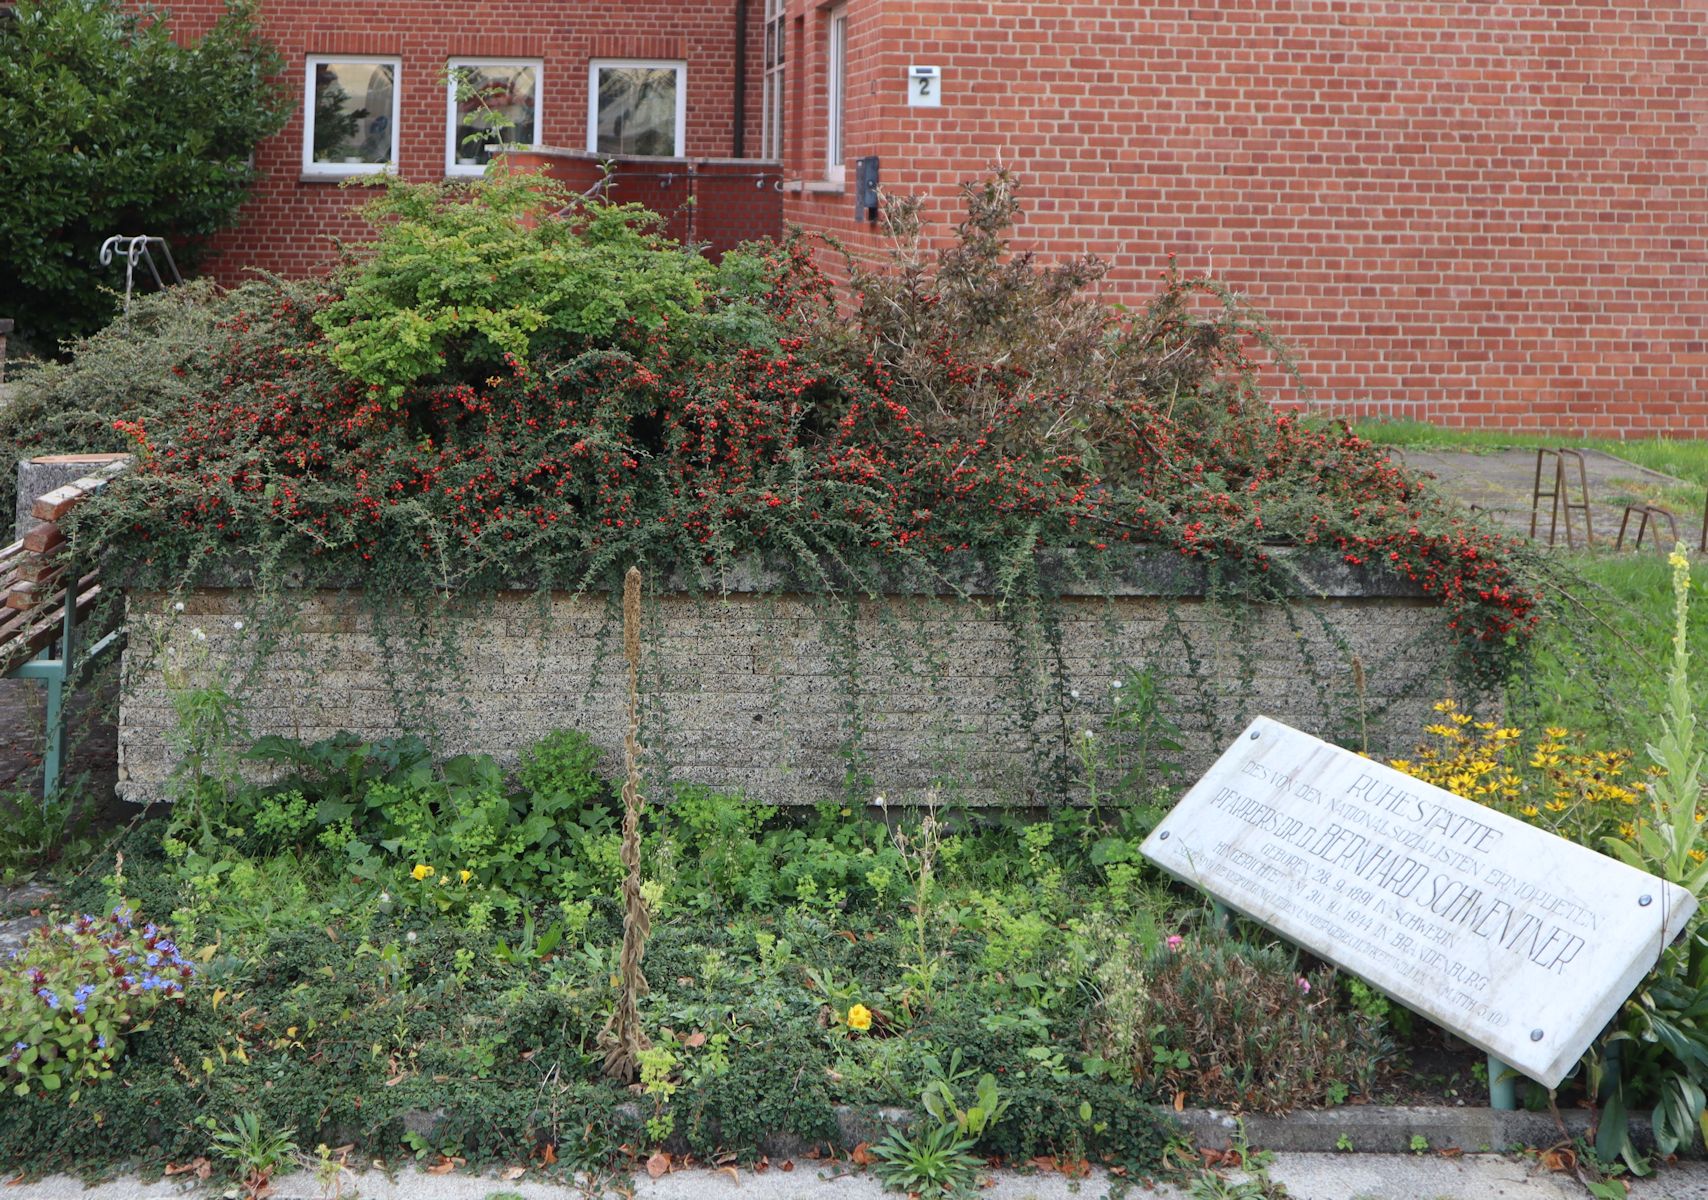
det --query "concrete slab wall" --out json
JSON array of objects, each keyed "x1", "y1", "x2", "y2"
[{"x1": 116, "y1": 576, "x2": 1461, "y2": 806}]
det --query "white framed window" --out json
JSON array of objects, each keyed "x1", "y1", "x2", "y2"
[
  {"x1": 825, "y1": 6, "x2": 847, "y2": 181},
  {"x1": 446, "y1": 58, "x2": 542, "y2": 176},
  {"x1": 760, "y1": 0, "x2": 786, "y2": 161},
  {"x1": 303, "y1": 56, "x2": 402, "y2": 176},
  {"x1": 587, "y1": 59, "x2": 686, "y2": 157}
]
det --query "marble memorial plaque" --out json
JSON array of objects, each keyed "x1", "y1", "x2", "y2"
[{"x1": 1140, "y1": 716, "x2": 1696, "y2": 1087}]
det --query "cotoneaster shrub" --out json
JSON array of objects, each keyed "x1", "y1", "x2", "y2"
[{"x1": 36, "y1": 170, "x2": 1536, "y2": 675}]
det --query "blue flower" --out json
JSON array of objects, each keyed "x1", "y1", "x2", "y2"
[
  {"x1": 95, "y1": 1035, "x2": 107, "y2": 1050},
  {"x1": 7, "y1": 1042, "x2": 25, "y2": 1061},
  {"x1": 40, "y1": 990, "x2": 60, "y2": 1010},
  {"x1": 146, "y1": 953, "x2": 161, "y2": 968},
  {"x1": 74, "y1": 984, "x2": 95, "y2": 1002}
]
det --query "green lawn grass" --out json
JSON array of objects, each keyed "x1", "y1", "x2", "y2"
[{"x1": 1508, "y1": 550, "x2": 1708, "y2": 745}]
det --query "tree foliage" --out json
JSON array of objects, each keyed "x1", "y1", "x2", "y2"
[{"x1": 0, "y1": 0, "x2": 288, "y2": 351}]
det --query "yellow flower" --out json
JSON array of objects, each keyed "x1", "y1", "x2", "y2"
[
  {"x1": 411, "y1": 864, "x2": 434, "y2": 881},
  {"x1": 1519, "y1": 805, "x2": 1540, "y2": 818},
  {"x1": 1544, "y1": 726, "x2": 1569, "y2": 740},
  {"x1": 1432, "y1": 699, "x2": 1458, "y2": 713},
  {"x1": 847, "y1": 1003, "x2": 873, "y2": 1031},
  {"x1": 459, "y1": 869, "x2": 473, "y2": 885},
  {"x1": 1670, "y1": 550, "x2": 1690, "y2": 571}
]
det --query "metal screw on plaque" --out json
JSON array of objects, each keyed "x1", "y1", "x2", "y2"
[
  {"x1": 1530, "y1": 1029, "x2": 1544, "y2": 1042},
  {"x1": 1249, "y1": 730, "x2": 1260, "y2": 740},
  {"x1": 1159, "y1": 831, "x2": 1170, "y2": 840},
  {"x1": 1639, "y1": 894, "x2": 1653, "y2": 907}
]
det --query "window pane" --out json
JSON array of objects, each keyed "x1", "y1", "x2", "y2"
[
  {"x1": 452, "y1": 64, "x2": 538, "y2": 165},
  {"x1": 829, "y1": 14, "x2": 846, "y2": 167},
  {"x1": 312, "y1": 61, "x2": 395, "y2": 164},
  {"x1": 596, "y1": 66, "x2": 679, "y2": 157}
]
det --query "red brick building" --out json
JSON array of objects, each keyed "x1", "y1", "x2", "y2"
[{"x1": 177, "y1": 1, "x2": 1708, "y2": 435}]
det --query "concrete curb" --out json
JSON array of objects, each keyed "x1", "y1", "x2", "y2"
[
  {"x1": 1180, "y1": 1103, "x2": 1706, "y2": 1159},
  {"x1": 1179, "y1": 1104, "x2": 1591, "y2": 1155}
]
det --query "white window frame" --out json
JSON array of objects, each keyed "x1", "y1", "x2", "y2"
[
  {"x1": 302, "y1": 54, "x2": 403, "y2": 178},
  {"x1": 445, "y1": 57, "x2": 544, "y2": 177},
  {"x1": 761, "y1": 0, "x2": 786, "y2": 162},
  {"x1": 586, "y1": 58, "x2": 688, "y2": 158},
  {"x1": 825, "y1": 7, "x2": 847, "y2": 182}
]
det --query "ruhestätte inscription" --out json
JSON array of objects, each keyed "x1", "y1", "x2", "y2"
[{"x1": 1139, "y1": 716, "x2": 1695, "y2": 1087}]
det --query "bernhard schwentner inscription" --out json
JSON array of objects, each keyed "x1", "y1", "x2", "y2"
[{"x1": 1140, "y1": 716, "x2": 1695, "y2": 1087}]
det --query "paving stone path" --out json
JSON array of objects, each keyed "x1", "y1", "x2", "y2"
[
  {"x1": 5, "y1": 1155, "x2": 1708, "y2": 1200},
  {"x1": 1397, "y1": 446, "x2": 1700, "y2": 550}
]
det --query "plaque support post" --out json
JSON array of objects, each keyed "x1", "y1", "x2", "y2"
[{"x1": 1487, "y1": 1055, "x2": 1517, "y2": 1111}]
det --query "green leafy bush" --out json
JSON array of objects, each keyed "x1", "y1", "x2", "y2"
[
  {"x1": 3, "y1": 906, "x2": 193, "y2": 1099},
  {"x1": 243, "y1": 732, "x2": 615, "y2": 913},
  {"x1": 0, "y1": 0, "x2": 288, "y2": 349},
  {"x1": 312, "y1": 174, "x2": 713, "y2": 402}
]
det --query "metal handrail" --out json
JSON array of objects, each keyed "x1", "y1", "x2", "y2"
[{"x1": 98, "y1": 235, "x2": 184, "y2": 313}]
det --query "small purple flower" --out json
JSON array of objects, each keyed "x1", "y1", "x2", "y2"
[
  {"x1": 1166, "y1": 935, "x2": 1183, "y2": 951},
  {"x1": 1296, "y1": 977, "x2": 1312, "y2": 995},
  {"x1": 8, "y1": 1042, "x2": 25, "y2": 1062}
]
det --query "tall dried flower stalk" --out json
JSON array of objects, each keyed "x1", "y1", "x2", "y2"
[{"x1": 601, "y1": 565, "x2": 651, "y2": 1081}]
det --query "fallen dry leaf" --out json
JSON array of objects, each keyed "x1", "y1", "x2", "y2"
[
  {"x1": 425, "y1": 1155, "x2": 465, "y2": 1175},
  {"x1": 1173, "y1": 1090, "x2": 1187, "y2": 1113},
  {"x1": 755, "y1": 1155, "x2": 770, "y2": 1174},
  {"x1": 540, "y1": 1143, "x2": 558, "y2": 1165},
  {"x1": 163, "y1": 1158, "x2": 211, "y2": 1178},
  {"x1": 1540, "y1": 1145, "x2": 1577, "y2": 1173},
  {"x1": 685, "y1": 1031, "x2": 707, "y2": 1048},
  {"x1": 647, "y1": 1151, "x2": 672, "y2": 1179},
  {"x1": 781, "y1": 1160, "x2": 795, "y2": 1172},
  {"x1": 500, "y1": 1166, "x2": 525, "y2": 1181},
  {"x1": 1439, "y1": 1147, "x2": 1463, "y2": 1158},
  {"x1": 850, "y1": 1142, "x2": 874, "y2": 1167},
  {"x1": 718, "y1": 1166, "x2": 740, "y2": 1184}
]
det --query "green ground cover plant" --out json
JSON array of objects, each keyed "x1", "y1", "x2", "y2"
[{"x1": 0, "y1": 716, "x2": 1395, "y2": 1184}]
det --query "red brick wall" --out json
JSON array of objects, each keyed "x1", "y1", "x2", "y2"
[
  {"x1": 160, "y1": 1, "x2": 764, "y2": 281},
  {"x1": 498, "y1": 149, "x2": 781, "y2": 254},
  {"x1": 778, "y1": 1, "x2": 1708, "y2": 436}
]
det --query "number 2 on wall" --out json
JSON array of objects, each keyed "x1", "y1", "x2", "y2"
[{"x1": 908, "y1": 67, "x2": 942, "y2": 108}]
